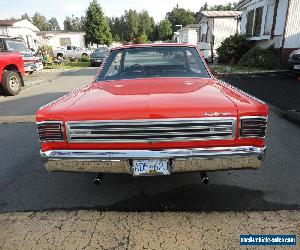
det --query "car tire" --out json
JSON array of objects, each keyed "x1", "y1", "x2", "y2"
[
  {"x1": 82, "y1": 53, "x2": 88, "y2": 57},
  {"x1": 57, "y1": 53, "x2": 63, "y2": 59},
  {"x1": 1, "y1": 70, "x2": 22, "y2": 96}
]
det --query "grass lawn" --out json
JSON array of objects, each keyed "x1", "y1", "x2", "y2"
[{"x1": 44, "y1": 61, "x2": 91, "y2": 70}]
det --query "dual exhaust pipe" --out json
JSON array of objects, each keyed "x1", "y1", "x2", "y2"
[{"x1": 93, "y1": 172, "x2": 209, "y2": 185}]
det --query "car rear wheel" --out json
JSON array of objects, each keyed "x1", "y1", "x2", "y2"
[{"x1": 1, "y1": 70, "x2": 22, "y2": 96}]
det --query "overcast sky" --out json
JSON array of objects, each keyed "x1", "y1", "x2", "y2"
[{"x1": 0, "y1": 0, "x2": 235, "y2": 27}]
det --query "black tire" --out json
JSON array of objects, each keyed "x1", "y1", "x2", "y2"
[
  {"x1": 1, "y1": 70, "x2": 22, "y2": 96},
  {"x1": 57, "y1": 53, "x2": 63, "y2": 59},
  {"x1": 82, "y1": 53, "x2": 88, "y2": 57}
]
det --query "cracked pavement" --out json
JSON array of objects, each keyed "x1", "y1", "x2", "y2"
[{"x1": 0, "y1": 210, "x2": 299, "y2": 249}]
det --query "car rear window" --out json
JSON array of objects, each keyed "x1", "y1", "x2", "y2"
[{"x1": 96, "y1": 46, "x2": 210, "y2": 81}]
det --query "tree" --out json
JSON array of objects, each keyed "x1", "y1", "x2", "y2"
[
  {"x1": 32, "y1": 12, "x2": 48, "y2": 31},
  {"x1": 158, "y1": 19, "x2": 173, "y2": 40},
  {"x1": 64, "y1": 15, "x2": 85, "y2": 31},
  {"x1": 21, "y1": 13, "x2": 31, "y2": 22},
  {"x1": 85, "y1": 0, "x2": 112, "y2": 45},
  {"x1": 138, "y1": 10, "x2": 154, "y2": 37},
  {"x1": 200, "y1": 3, "x2": 209, "y2": 11},
  {"x1": 123, "y1": 9, "x2": 139, "y2": 41},
  {"x1": 166, "y1": 6, "x2": 196, "y2": 32},
  {"x1": 48, "y1": 17, "x2": 60, "y2": 31},
  {"x1": 200, "y1": 2, "x2": 237, "y2": 11}
]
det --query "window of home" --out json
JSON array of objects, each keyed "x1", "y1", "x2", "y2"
[
  {"x1": 200, "y1": 24, "x2": 208, "y2": 42},
  {"x1": 60, "y1": 38, "x2": 71, "y2": 46},
  {"x1": 253, "y1": 7, "x2": 263, "y2": 36},
  {"x1": 264, "y1": 4, "x2": 275, "y2": 35},
  {"x1": 246, "y1": 10, "x2": 255, "y2": 36},
  {"x1": 246, "y1": 6, "x2": 264, "y2": 37},
  {"x1": 198, "y1": 27, "x2": 201, "y2": 42}
]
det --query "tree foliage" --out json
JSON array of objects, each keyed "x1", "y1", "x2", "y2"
[
  {"x1": 48, "y1": 17, "x2": 60, "y2": 31},
  {"x1": 64, "y1": 15, "x2": 85, "y2": 31},
  {"x1": 158, "y1": 19, "x2": 173, "y2": 40},
  {"x1": 32, "y1": 12, "x2": 49, "y2": 31},
  {"x1": 200, "y1": 2, "x2": 237, "y2": 11},
  {"x1": 21, "y1": 13, "x2": 31, "y2": 22},
  {"x1": 85, "y1": 0, "x2": 112, "y2": 45},
  {"x1": 166, "y1": 5, "x2": 196, "y2": 32},
  {"x1": 109, "y1": 9, "x2": 155, "y2": 42}
]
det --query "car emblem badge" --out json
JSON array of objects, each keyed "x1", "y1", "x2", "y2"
[{"x1": 204, "y1": 112, "x2": 231, "y2": 117}]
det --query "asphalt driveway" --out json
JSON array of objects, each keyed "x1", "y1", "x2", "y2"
[{"x1": 221, "y1": 72, "x2": 300, "y2": 111}]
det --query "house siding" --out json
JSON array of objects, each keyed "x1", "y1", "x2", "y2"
[
  {"x1": 213, "y1": 17, "x2": 239, "y2": 50},
  {"x1": 283, "y1": 0, "x2": 300, "y2": 48},
  {"x1": 37, "y1": 33, "x2": 86, "y2": 49},
  {"x1": 178, "y1": 29, "x2": 198, "y2": 45}
]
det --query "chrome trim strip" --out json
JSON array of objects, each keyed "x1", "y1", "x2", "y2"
[
  {"x1": 66, "y1": 117, "x2": 237, "y2": 143},
  {"x1": 41, "y1": 146, "x2": 266, "y2": 161}
]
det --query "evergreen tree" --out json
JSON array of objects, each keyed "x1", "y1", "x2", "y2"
[{"x1": 85, "y1": 0, "x2": 112, "y2": 45}]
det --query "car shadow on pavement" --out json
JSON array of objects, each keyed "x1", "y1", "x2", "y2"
[{"x1": 0, "y1": 92, "x2": 67, "y2": 117}]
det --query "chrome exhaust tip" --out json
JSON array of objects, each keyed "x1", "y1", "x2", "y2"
[
  {"x1": 200, "y1": 172, "x2": 209, "y2": 185},
  {"x1": 93, "y1": 174, "x2": 103, "y2": 185}
]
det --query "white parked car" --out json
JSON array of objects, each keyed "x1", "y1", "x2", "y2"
[{"x1": 53, "y1": 46, "x2": 90, "y2": 59}]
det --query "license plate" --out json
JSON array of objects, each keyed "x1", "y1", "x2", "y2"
[
  {"x1": 132, "y1": 159, "x2": 170, "y2": 176},
  {"x1": 294, "y1": 65, "x2": 300, "y2": 69}
]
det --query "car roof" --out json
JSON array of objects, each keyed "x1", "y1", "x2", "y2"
[{"x1": 110, "y1": 43, "x2": 197, "y2": 51}]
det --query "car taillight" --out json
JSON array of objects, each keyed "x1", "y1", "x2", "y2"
[
  {"x1": 240, "y1": 117, "x2": 268, "y2": 138},
  {"x1": 37, "y1": 122, "x2": 64, "y2": 142}
]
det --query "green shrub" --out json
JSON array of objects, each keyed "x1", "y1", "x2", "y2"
[
  {"x1": 238, "y1": 47, "x2": 281, "y2": 69},
  {"x1": 216, "y1": 34, "x2": 253, "y2": 64},
  {"x1": 78, "y1": 55, "x2": 90, "y2": 62},
  {"x1": 132, "y1": 34, "x2": 148, "y2": 44}
]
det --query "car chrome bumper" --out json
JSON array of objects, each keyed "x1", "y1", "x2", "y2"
[{"x1": 41, "y1": 146, "x2": 266, "y2": 174}]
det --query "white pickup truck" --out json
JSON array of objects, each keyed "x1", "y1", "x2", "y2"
[{"x1": 53, "y1": 46, "x2": 90, "y2": 59}]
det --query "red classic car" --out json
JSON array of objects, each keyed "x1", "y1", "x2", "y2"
[{"x1": 36, "y1": 44, "x2": 268, "y2": 184}]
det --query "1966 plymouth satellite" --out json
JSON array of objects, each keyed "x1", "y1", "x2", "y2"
[{"x1": 36, "y1": 44, "x2": 268, "y2": 184}]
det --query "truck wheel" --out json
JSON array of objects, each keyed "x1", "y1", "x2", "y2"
[
  {"x1": 57, "y1": 53, "x2": 63, "y2": 59},
  {"x1": 1, "y1": 70, "x2": 22, "y2": 96}
]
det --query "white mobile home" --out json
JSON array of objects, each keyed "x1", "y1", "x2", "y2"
[
  {"x1": 0, "y1": 19, "x2": 40, "y2": 50},
  {"x1": 196, "y1": 11, "x2": 241, "y2": 60},
  {"x1": 37, "y1": 31, "x2": 86, "y2": 49},
  {"x1": 177, "y1": 24, "x2": 199, "y2": 45},
  {"x1": 237, "y1": 0, "x2": 300, "y2": 63}
]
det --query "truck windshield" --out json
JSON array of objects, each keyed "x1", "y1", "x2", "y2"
[{"x1": 96, "y1": 46, "x2": 210, "y2": 81}]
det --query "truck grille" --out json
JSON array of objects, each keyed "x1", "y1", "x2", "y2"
[
  {"x1": 292, "y1": 54, "x2": 300, "y2": 61},
  {"x1": 66, "y1": 118, "x2": 236, "y2": 143}
]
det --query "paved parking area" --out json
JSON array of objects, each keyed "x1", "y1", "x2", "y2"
[
  {"x1": 222, "y1": 72, "x2": 300, "y2": 111},
  {"x1": 0, "y1": 210, "x2": 299, "y2": 249}
]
